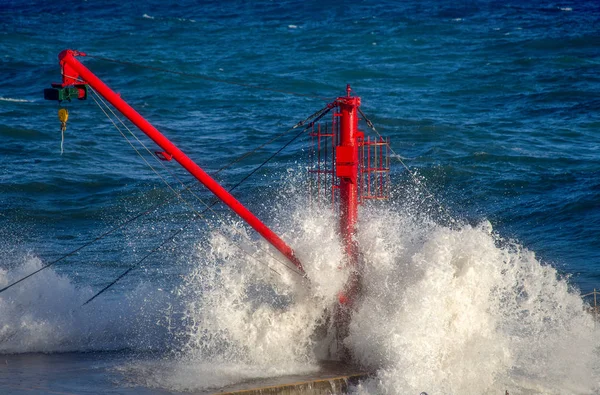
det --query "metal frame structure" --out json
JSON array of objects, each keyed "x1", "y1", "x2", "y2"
[
  {"x1": 46, "y1": 51, "x2": 390, "y2": 331},
  {"x1": 308, "y1": 85, "x2": 390, "y2": 309}
]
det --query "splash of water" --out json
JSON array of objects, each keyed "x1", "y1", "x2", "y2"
[
  {"x1": 0, "y1": 255, "x2": 170, "y2": 353},
  {"x1": 158, "y1": 203, "x2": 600, "y2": 394},
  {"x1": 1, "y1": 199, "x2": 598, "y2": 394},
  {"x1": 147, "y1": 209, "x2": 350, "y2": 391},
  {"x1": 348, "y1": 208, "x2": 600, "y2": 394}
]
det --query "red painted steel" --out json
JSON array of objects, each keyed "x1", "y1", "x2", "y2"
[
  {"x1": 335, "y1": 85, "x2": 360, "y2": 264},
  {"x1": 331, "y1": 86, "x2": 362, "y2": 359},
  {"x1": 57, "y1": 50, "x2": 304, "y2": 274},
  {"x1": 359, "y1": 136, "x2": 390, "y2": 202},
  {"x1": 308, "y1": 122, "x2": 336, "y2": 205}
]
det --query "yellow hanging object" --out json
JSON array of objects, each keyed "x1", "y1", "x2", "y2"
[
  {"x1": 58, "y1": 108, "x2": 69, "y2": 125},
  {"x1": 58, "y1": 108, "x2": 68, "y2": 155}
]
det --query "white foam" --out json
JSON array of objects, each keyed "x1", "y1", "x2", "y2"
[
  {"x1": 3, "y1": 176, "x2": 598, "y2": 393},
  {"x1": 0, "y1": 97, "x2": 30, "y2": 103},
  {"x1": 121, "y1": 192, "x2": 599, "y2": 393},
  {"x1": 120, "y1": 206, "x2": 348, "y2": 391},
  {"x1": 560, "y1": 7, "x2": 573, "y2": 12},
  {"x1": 180, "y1": 211, "x2": 347, "y2": 362},
  {"x1": 0, "y1": 255, "x2": 170, "y2": 353},
  {"x1": 176, "y1": 17, "x2": 196, "y2": 23},
  {"x1": 346, "y1": 213, "x2": 599, "y2": 394},
  {"x1": 142, "y1": 14, "x2": 154, "y2": 20}
]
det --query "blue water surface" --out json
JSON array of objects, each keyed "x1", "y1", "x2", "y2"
[{"x1": 1, "y1": 0, "x2": 599, "y2": 329}]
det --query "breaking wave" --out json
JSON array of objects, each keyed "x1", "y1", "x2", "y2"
[
  {"x1": 0, "y1": 255, "x2": 171, "y2": 354},
  {"x1": 1, "y1": 194, "x2": 598, "y2": 394},
  {"x1": 122, "y1": 201, "x2": 600, "y2": 394},
  {"x1": 348, "y1": 210, "x2": 600, "y2": 394}
]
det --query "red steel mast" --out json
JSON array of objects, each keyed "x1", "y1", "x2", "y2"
[
  {"x1": 334, "y1": 85, "x2": 362, "y2": 314},
  {"x1": 335, "y1": 85, "x2": 360, "y2": 267}
]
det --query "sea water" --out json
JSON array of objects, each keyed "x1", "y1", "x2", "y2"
[{"x1": 1, "y1": 1, "x2": 599, "y2": 394}]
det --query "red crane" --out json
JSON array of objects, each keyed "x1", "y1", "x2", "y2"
[
  {"x1": 45, "y1": 50, "x2": 390, "y2": 335},
  {"x1": 47, "y1": 49, "x2": 305, "y2": 274}
]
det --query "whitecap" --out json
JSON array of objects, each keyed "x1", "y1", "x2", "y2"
[
  {"x1": 0, "y1": 97, "x2": 30, "y2": 103},
  {"x1": 346, "y1": 212, "x2": 599, "y2": 394},
  {"x1": 0, "y1": 255, "x2": 171, "y2": 353}
]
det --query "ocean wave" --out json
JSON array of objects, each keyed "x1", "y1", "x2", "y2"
[
  {"x1": 0, "y1": 255, "x2": 172, "y2": 354},
  {"x1": 0, "y1": 97, "x2": 30, "y2": 103},
  {"x1": 116, "y1": 196, "x2": 600, "y2": 394},
  {"x1": 348, "y1": 214, "x2": 598, "y2": 394},
  {"x1": 142, "y1": 13, "x2": 195, "y2": 23}
]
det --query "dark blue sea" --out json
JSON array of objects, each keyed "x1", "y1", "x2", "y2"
[{"x1": 1, "y1": 1, "x2": 599, "y2": 394}]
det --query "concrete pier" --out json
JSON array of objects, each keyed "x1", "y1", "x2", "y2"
[{"x1": 213, "y1": 361, "x2": 371, "y2": 395}]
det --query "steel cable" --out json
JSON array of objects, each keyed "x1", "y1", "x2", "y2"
[
  {"x1": 81, "y1": 102, "x2": 331, "y2": 305},
  {"x1": 0, "y1": 96, "x2": 331, "y2": 298}
]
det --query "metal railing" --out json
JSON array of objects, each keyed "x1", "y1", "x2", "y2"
[{"x1": 582, "y1": 289, "x2": 600, "y2": 320}]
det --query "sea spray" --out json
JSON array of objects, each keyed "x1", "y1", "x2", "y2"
[
  {"x1": 123, "y1": 209, "x2": 350, "y2": 392},
  {"x1": 183, "y1": 210, "x2": 349, "y2": 364},
  {"x1": 0, "y1": 255, "x2": 171, "y2": 353},
  {"x1": 347, "y1": 209, "x2": 600, "y2": 394},
  {"x1": 2, "y1": 199, "x2": 598, "y2": 393},
  {"x1": 123, "y1": 189, "x2": 600, "y2": 393}
]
